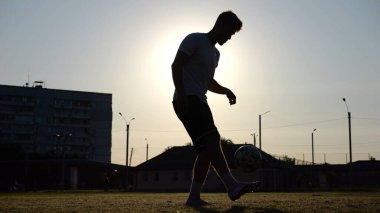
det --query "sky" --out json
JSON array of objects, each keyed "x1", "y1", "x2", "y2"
[{"x1": 1, "y1": 0, "x2": 379, "y2": 166}]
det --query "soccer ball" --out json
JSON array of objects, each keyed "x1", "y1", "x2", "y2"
[{"x1": 234, "y1": 145, "x2": 262, "y2": 172}]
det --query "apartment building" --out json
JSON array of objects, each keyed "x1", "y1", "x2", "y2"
[{"x1": 0, "y1": 83, "x2": 112, "y2": 162}]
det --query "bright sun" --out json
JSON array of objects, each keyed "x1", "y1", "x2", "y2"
[
  {"x1": 149, "y1": 28, "x2": 242, "y2": 98},
  {"x1": 150, "y1": 30, "x2": 185, "y2": 97}
]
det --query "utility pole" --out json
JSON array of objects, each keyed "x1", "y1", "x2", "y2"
[
  {"x1": 312, "y1": 129, "x2": 316, "y2": 165},
  {"x1": 348, "y1": 111, "x2": 352, "y2": 163},
  {"x1": 259, "y1": 110, "x2": 270, "y2": 150},
  {"x1": 129, "y1": 148, "x2": 133, "y2": 166},
  {"x1": 119, "y1": 112, "x2": 135, "y2": 191},
  {"x1": 251, "y1": 133, "x2": 257, "y2": 147},
  {"x1": 259, "y1": 115, "x2": 261, "y2": 149},
  {"x1": 343, "y1": 98, "x2": 352, "y2": 163},
  {"x1": 303, "y1": 153, "x2": 305, "y2": 164},
  {"x1": 145, "y1": 138, "x2": 149, "y2": 161}
]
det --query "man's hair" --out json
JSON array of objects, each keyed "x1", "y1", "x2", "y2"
[{"x1": 215, "y1": 11, "x2": 242, "y2": 32}]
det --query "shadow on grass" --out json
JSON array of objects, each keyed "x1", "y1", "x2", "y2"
[{"x1": 191, "y1": 205, "x2": 286, "y2": 213}]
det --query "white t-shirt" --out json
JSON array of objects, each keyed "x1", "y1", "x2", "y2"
[{"x1": 173, "y1": 33, "x2": 220, "y2": 102}]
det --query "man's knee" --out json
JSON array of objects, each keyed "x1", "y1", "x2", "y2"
[
  {"x1": 204, "y1": 131, "x2": 221, "y2": 147},
  {"x1": 195, "y1": 131, "x2": 221, "y2": 154}
]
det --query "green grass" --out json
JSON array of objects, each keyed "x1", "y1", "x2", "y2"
[{"x1": 1, "y1": 191, "x2": 380, "y2": 212}]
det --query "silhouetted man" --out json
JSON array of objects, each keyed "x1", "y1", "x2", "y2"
[{"x1": 172, "y1": 11, "x2": 260, "y2": 206}]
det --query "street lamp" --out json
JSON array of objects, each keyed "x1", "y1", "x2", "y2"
[
  {"x1": 145, "y1": 138, "x2": 149, "y2": 161},
  {"x1": 311, "y1": 129, "x2": 316, "y2": 165},
  {"x1": 259, "y1": 110, "x2": 270, "y2": 150},
  {"x1": 342, "y1": 98, "x2": 352, "y2": 164},
  {"x1": 119, "y1": 112, "x2": 135, "y2": 191},
  {"x1": 251, "y1": 133, "x2": 257, "y2": 147}
]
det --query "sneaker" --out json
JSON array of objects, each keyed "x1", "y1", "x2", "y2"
[
  {"x1": 185, "y1": 198, "x2": 210, "y2": 206},
  {"x1": 228, "y1": 181, "x2": 261, "y2": 201}
]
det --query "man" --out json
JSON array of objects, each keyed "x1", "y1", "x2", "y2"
[{"x1": 172, "y1": 11, "x2": 261, "y2": 206}]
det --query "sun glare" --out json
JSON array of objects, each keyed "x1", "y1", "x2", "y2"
[
  {"x1": 150, "y1": 30, "x2": 186, "y2": 97},
  {"x1": 215, "y1": 45, "x2": 242, "y2": 88},
  {"x1": 149, "y1": 26, "x2": 243, "y2": 99}
]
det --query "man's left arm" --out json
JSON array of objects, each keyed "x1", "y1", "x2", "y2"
[{"x1": 208, "y1": 78, "x2": 236, "y2": 105}]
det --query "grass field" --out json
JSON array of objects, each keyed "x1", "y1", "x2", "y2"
[{"x1": 1, "y1": 191, "x2": 380, "y2": 212}]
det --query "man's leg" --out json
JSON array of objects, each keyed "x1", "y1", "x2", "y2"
[
  {"x1": 201, "y1": 132, "x2": 261, "y2": 201},
  {"x1": 186, "y1": 132, "x2": 226, "y2": 206},
  {"x1": 186, "y1": 152, "x2": 211, "y2": 205},
  {"x1": 202, "y1": 132, "x2": 237, "y2": 188}
]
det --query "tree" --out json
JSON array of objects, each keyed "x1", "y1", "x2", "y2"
[
  {"x1": 281, "y1": 155, "x2": 296, "y2": 165},
  {"x1": 163, "y1": 146, "x2": 173, "y2": 152},
  {"x1": 221, "y1": 137, "x2": 234, "y2": 145},
  {"x1": 163, "y1": 137, "x2": 234, "y2": 153}
]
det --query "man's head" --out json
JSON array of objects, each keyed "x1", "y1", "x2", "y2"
[{"x1": 211, "y1": 11, "x2": 242, "y2": 45}]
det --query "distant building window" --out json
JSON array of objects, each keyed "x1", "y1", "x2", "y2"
[
  {"x1": 15, "y1": 134, "x2": 32, "y2": 141},
  {"x1": 14, "y1": 115, "x2": 33, "y2": 122}
]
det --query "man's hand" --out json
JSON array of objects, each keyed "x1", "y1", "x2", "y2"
[
  {"x1": 226, "y1": 89, "x2": 236, "y2": 105},
  {"x1": 208, "y1": 79, "x2": 237, "y2": 105}
]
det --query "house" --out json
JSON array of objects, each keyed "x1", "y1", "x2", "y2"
[
  {"x1": 133, "y1": 144, "x2": 290, "y2": 192},
  {"x1": 291, "y1": 160, "x2": 380, "y2": 189}
]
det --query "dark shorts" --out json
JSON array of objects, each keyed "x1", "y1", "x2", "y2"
[{"x1": 173, "y1": 95, "x2": 218, "y2": 153}]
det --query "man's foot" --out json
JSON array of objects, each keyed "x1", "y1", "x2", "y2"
[
  {"x1": 185, "y1": 198, "x2": 210, "y2": 206},
  {"x1": 228, "y1": 181, "x2": 261, "y2": 201}
]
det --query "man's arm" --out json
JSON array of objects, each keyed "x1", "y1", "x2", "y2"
[
  {"x1": 172, "y1": 50, "x2": 189, "y2": 95},
  {"x1": 172, "y1": 50, "x2": 190, "y2": 110},
  {"x1": 208, "y1": 78, "x2": 236, "y2": 105}
]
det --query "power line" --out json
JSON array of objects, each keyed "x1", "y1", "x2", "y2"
[
  {"x1": 112, "y1": 117, "x2": 348, "y2": 133},
  {"x1": 133, "y1": 129, "x2": 185, "y2": 133},
  {"x1": 112, "y1": 129, "x2": 184, "y2": 133},
  {"x1": 264, "y1": 141, "x2": 379, "y2": 147},
  {"x1": 263, "y1": 118, "x2": 345, "y2": 130},
  {"x1": 352, "y1": 117, "x2": 380, "y2": 121},
  {"x1": 112, "y1": 116, "x2": 380, "y2": 136}
]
